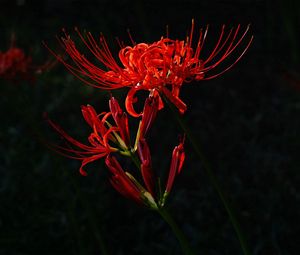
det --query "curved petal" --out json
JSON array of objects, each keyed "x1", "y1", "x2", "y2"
[
  {"x1": 80, "y1": 153, "x2": 108, "y2": 176},
  {"x1": 125, "y1": 86, "x2": 144, "y2": 117}
]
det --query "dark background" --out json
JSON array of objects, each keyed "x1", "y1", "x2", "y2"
[{"x1": 0, "y1": 0, "x2": 299, "y2": 254}]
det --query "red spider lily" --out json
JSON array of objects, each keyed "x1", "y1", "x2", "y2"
[
  {"x1": 47, "y1": 95, "x2": 184, "y2": 207},
  {"x1": 47, "y1": 20, "x2": 253, "y2": 116},
  {"x1": 46, "y1": 97, "x2": 131, "y2": 176}
]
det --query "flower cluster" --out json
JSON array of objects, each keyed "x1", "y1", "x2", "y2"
[
  {"x1": 47, "y1": 20, "x2": 252, "y2": 208},
  {"x1": 47, "y1": 96, "x2": 184, "y2": 208},
  {"x1": 47, "y1": 20, "x2": 252, "y2": 116}
]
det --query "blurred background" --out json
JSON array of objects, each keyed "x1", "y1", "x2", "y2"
[{"x1": 0, "y1": 0, "x2": 299, "y2": 254}]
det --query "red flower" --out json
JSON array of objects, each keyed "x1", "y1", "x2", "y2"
[
  {"x1": 48, "y1": 21, "x2": 253, "y2": 116},
  {"x1": 47, "y1": 95, "x2": 185, "y2": 207},
  {"x1": 46, "y1": 97, "x2": 130, "y2": 176},
  {"x1": 0, "y1": 35, "x2": 54, "y2": 83}
]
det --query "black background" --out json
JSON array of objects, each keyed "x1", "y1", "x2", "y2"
[{"x1": 0, "y1": 0, "x2": 299, "y2": 254}]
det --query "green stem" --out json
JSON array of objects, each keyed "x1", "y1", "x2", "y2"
[
  {"x1": 158, "y1": 207, "x2": 195, "y2": 255},
  {"x1": 164, "y1": 98, "x2": 251, "y2": 255},
  {"x1": 128, "y1": 145, "x2": 194, "y2": 254},
  {"x1": 129, "y1": 150, "x2": 141, "y2": 169}
]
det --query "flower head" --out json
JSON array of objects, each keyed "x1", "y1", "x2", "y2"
[
  {"x1": 46, "y1": 97, "x2": 130, "y2": 176},
  {"x1": 48, "y1": 21, "x2": 253, "y2": 116}
]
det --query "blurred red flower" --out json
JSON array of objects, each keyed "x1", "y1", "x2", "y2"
[
  {"x1": 1, "y1": 35, "x2": 55, "y2": 83},
  {"x1": 0, "y1": 47, "x2": 34, "y2": 82}
]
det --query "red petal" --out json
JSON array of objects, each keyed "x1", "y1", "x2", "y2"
[
  {"x1": 137, "y1": 138, "x2": 155, "y2": 196},
  {"x1": 109, "y1": 97, "x2": 131, "y2": 146},
  {"x1": 81, "y1": 105, "x2": 108, "y2": 136},
  {"x1": 105, "y1": 156, "x2": 143, "y2": 204},
  {"x1": 165, "y1": 139, "x2": 185, "y2": 193},
  {"x1": 125, "y1": 87, "x2": 143, "y2": 117},
  {"x1": 160, "y1": 86, "x2": 187, "y2": 114},
  {"x1": 140, "y1": 95, "x2": 159, "y2": 139}
]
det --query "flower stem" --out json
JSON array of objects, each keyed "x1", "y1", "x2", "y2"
[
  {"x1": 129, "y1": 150, "x2": 141, "y2": 169},
  {"x1": 164, "y1": 97, "x2": 251, "y2": 255},
  {"x1": 158, "y1": 207, "x2": 195, "y2": 255},
  {"x1": 128, "y1": 143, "x2": 194, "y2": 254}
]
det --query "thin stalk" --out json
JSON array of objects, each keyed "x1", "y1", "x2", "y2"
[
  {"x1": 128, "y1": 149, "x2": 194, "y2": 254},
  {"x1": 158, "y1": 207, "x2": 195, "y2": 255},
  {"x1": 164, "y1": 97, "x2": 251, "y2": 255},
  {"x1": 129, "y1": 150, "x2": 141, "y2": 169}
]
